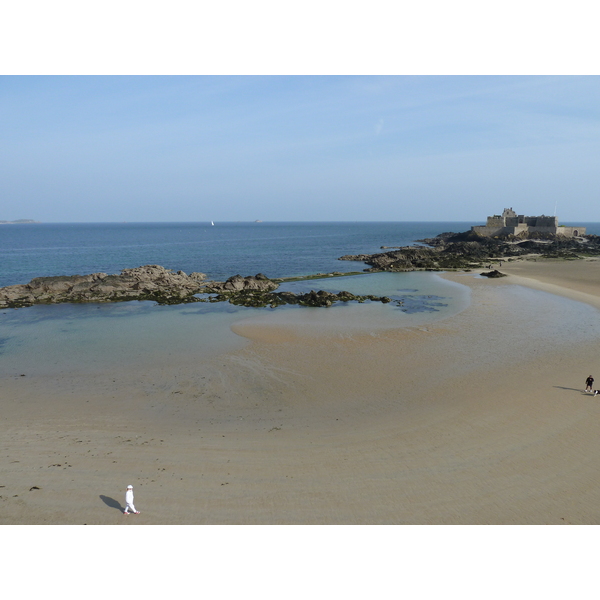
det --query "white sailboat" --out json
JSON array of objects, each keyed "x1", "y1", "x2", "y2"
[{"x1": 211, "y1": 221, "x2": 214, "y2": 226}]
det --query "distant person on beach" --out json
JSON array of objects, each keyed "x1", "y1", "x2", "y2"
[
  {"x1": 586, "y1": 376, "x2": 594, "y2": 393},
  {"x1": 123, "y1": 484, "x2": 140, "y2": 515}
]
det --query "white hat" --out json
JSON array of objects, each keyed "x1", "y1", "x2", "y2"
[{"x1": 127, "y1": 484, "x2": 133, "y2": 489}]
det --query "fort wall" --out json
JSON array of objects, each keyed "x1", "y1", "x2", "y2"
[{"x1": 473, "y1": 208, "x2": 585, "y2": 238}]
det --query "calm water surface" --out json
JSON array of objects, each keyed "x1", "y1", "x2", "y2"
[
  {"x1": 0, "y1": 221, "x2": 475, "y2": 287},
  {"x1": 2, "y1": 221, "x2": 599, "y2": 376}
]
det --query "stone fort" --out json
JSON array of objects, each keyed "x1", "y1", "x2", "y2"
[{"x1": 471, "y1": 208, "x2": 586, "y2": 238}]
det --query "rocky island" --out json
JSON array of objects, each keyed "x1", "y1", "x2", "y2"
[
  {"x1": 339, "y1": 229, "x2": 600, "y2": 272},
  {"x1": 340, "y1": 208, "x2": 597, "y2": 271}
]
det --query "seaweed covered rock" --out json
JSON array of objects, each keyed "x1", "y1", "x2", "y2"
[{"x1": 212, "y1": 288, "x2": 393, "y2": 309}]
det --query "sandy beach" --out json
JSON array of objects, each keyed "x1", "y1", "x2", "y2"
[{"x1": 2, "y1": 257, "x2": 600, "y2": 524}]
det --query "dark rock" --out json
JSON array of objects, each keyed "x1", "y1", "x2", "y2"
[
  {"x1": 340, "y1": 230, "x2": 600, "y2": 273},
  {"x1": 210, "y1": 287, "x2": 396, "y2": 309},
  {"x1": 480, "y1": 270, "x2": 507, "y2": 278},
  {"x1": 277, "y1": 292, "x2": 300, "y2": 304},
  {"x1": 299, "y1": 290, "x2": 335, "y2": 307},
  {"x1": 207, "y1": 274, "x2": 278, "y2": 293}
]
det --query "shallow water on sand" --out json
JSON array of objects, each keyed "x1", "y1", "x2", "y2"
[
  {"x1": 4, "y1": 270, "x2": 600, "y2": 381},
  {"x1": 0, "y1": 272, "x2": 469, "y2": 377},
  {"x1": 238, "y1": 272, "x2": 472, "y2": 334},
  {"x1": 0, "y1": 300, "x2": 249, "y2": 378}
]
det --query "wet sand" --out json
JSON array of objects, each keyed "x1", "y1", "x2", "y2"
[
  {"x1": 493, "y1": 256, "x2": 600, "y2": 307},
  {"x1": 2, "y1": 257, "x2": 600, "y2": 524}
]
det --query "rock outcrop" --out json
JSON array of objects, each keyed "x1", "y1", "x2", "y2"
[
  {"x1": 0, "y1": 265, "x2": 398, "y2": 310},
  {"x1": 212, "y1": 288, "x2": 394, "y2": 308},
  {"x1": 0, "y1": 265, "x2": 208, "y2": 308},
  {"x1": 205, "y1": 274, "x2": 279, "y2": 293},
  {"x1": 339, "y1": 231, "x2": 600, "y2": 272},
  {"x1": 480, "y1": 270, "x2": 507, "y2": 278}
]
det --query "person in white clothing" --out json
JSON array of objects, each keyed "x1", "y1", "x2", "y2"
[{"x1": 123, "y1": 484, "x2": 140, "y2": 515}]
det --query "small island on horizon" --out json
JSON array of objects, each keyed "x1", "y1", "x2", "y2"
[{"x1": 0, "y1": 219, "x2": 39, "y2": 224}]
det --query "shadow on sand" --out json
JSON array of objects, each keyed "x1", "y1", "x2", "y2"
[
  {"x1": 554, "y1": 386, "x2": 591, "y2": 394},
  {"x1": 100, "y1": 495, "x2": 124, "y2": 512}
]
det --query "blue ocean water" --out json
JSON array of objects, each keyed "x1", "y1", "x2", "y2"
[
  {"x1": 0, "y1": 221, "x2": 476, "y2": 288},
  {"x1": 2, "y1": 221, "x2": 599, "y2": 377},
  {"x1": 2, "y1": 221, "x2": 598, "y2": 288}
]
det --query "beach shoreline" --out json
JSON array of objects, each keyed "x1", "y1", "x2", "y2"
[
  {"x1": 487, "y1": 256, "x2": 600, "y2": 308},
  {"x1": 2, "y1": 256, "x2": 600, "y2": 524}
]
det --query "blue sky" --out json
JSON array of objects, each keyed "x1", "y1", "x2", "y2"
[{"x1": 2, "y1": 75, "x2": 600, "y2": 223}]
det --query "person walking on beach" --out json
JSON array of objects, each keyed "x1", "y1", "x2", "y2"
[
  {"x1": 586, "y1": 375, "x2": 594, "y2": 393},
  {"x1": 123, "y1": 484, "x2": 140, "y2": 515}
]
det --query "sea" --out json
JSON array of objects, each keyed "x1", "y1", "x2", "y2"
[{"x1": 2, "y1": 221, "x2": 600, "y2": 378}]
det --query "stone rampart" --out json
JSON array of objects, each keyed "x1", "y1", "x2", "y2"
[
  {"x1": 472, "y1": 224, "x2": 528, "y2": 237},
  {"x1": 558, "y1": 226, "x2": 586, "y2": 236},
  {"x1": 473, "y1": 209, "x2": 585, "y2": 238}
]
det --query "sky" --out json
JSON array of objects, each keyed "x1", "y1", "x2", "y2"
[
  {"x1": 1, "y1": 75, "x2": 600, "y2": 223},
  {"x1": 1, "y1": 0, "x2": 599, "y2": 225}
]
